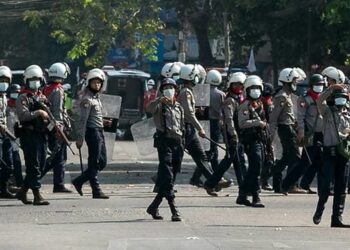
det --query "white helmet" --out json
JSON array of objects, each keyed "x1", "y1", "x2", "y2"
[
  {"x1": 86, "y1": 68, "x2": 106, "y2": 84},
  {"x1": 161, "y1": 63, "x2": 181, "y2": 78},
  {"x1": 294, "y1": 67, "x2": 306, "y2": 81},
  {"x1": 179, "y1": 64, "x2": 200, "y2": 83},
  {"x1": 48, "y1": 62, "x2": 70, "y2": 79},
  {"x1": 147, "y1": 79, "x2": 155, "y2": 86},
  {"x1": 24, "y1": 65, "x2": 43, "y2": 82},
  {"x1": 173, "y1": 61, "x2": 185, "y2": 68},
  {"x1": 206, "y1": 70, "x2": 222, "y2": 86},
  {"x1": 196, "y1": 64, "x2": 207, "y2": 84},
  {"x1": 244, "y1": 75, "x2": 263, "y2": 93},
  {"x1": 322, "y1": 67, "x2": 345, "y2": 84},
  {"x1": 278, "y1": 67, "x2": 301, "y2": 86},
  {"x1": 228, "y1": 72, "x2": 247, "y2": 85},
  {"x1": 0, "y1": 66, "x2": 12, "y2": 83}
]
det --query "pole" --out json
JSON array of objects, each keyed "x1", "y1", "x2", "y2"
[
  {"x1": 223, "y1": 12, "x2": 230, "y2": 67},
  {"x1": 204, "y1": 135, "x2": 227, "y2": 151},
  {"x1": 78, "y1": 148, "x2": 84, "y2": 174}
]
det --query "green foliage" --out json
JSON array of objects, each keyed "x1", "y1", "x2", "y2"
[{"x1": 24, "y1": 0, "x2": 163, "y2": 67}]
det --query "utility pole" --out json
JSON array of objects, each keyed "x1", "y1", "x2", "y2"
[
  {"x1": 178, "y1": 10, "x2": 188, "y2": 63},
  {"x1": 307, "y1": 7, "x2": 312, "y2": 76},
  {"x1": 223, "y1": 12, "x2": 230, "y2": 67}
]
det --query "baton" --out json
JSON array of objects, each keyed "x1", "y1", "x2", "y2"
[
  {"x1": 78, "y1": 148, "x2": 84, "y2": 174},
  {"x1": 303, "y1": 146, "x2": 312, "y2": 166},
  {"x1": 204, "y1": 135, "x2": 227, "y2": 151}
]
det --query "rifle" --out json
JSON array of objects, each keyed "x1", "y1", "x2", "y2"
[
  {"x1": 0, "y1": 126, "x2": 21, "y2": 147},
  {"x1": 34, "y1": 100, "x2": 76, "y2": 155}
]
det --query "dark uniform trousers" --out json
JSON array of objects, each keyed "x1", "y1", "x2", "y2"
[
  {"x1": 154, "y1": 136, "x2": 184, "y2": 198},
  {"x1": 12, "y1": 149, "x2": 23, "y2": 187},
  {"x1": 282, "y1": 132, "x2": 323, "y2": 190},
  {"x1": 205, "y1": 135, "x2": 244, "y2": 189},
  {"x1": 184, "y1": 123, "x2": 213, "y2": 180},
  {"x1": 0, "y1": 136, "x2": 13, "y2": 189},
  {"x1": 206, "y1": 119, "x2": 221, "y2": 172},
  {"x1": 42, "y1": 133, "x2": 67, "y2": 186},
  {"x1": 20, "y1": 130, "x2": 47, "y2": 189},
  {"x1": 240, "y1": 140, "x2": 264, "y2": 195},
  {"x1": 273, "y1": 124, "x2": 301, "y2": 192},
  {"x1": 318, "y1": 147, "x2": 349, "y2": 220},
  {"x1": 75, "y1": 128, "x2": 106, "y2": 194}
]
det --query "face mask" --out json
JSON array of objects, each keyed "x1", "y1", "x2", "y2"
[
  {"x1": 231, "y1": 86, "x2": 242, "y2": 94},
  {"x1": 172, "y1": 75, "x2": 180, "y2": 81},
  {"x1": 249, "y1": 89, "x2": 261, "y2": 99},
  {"x1": 148, "y1": 85, "x2": 154, "y2": 90},
  {"x1": 291, "y1": 83, "x2": 297, "y2": 91},
  {"x1": 163, "y1": 88, "x2": 175, "y2": 99},
  {"x1": 335, "y1": 97, "x2": 347, "y2": 106},
  {"x1": 10, "y1": 93, "x2": 19, "y2": 99},
  {"x1": 29, "y1": 80, "x2": 41, "y2": 90},
  {"x1": 312, "y1": 85, "x2": 323, "y2": 93},
  {"x1": 0, "y1": 82, "x2": 9, "y2": 92}
]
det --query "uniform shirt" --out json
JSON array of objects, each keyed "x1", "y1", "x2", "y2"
[
  {"x1": 177, "y1": 87, "x2": 203, "y2": 131},
  {"x1": 317, "y1": 88, "x2": 350, "y2": 147},
  {"x1": 209, "y1": 87, "x2": 225, "y2": 120},
  {"x1": 16, "y1": 91, "x2": 47, "y2": 123},
  {"x1": 238, "y1": 100, "x2": 264, "y2": 129},
  {"x1": 222, "y1": 96, "x2": 239, "y2": 140},
  {"x1": 43, "y1": 83, "x2": 65, "y2": 121},
  {"x1": 0, "y1": 94, "x2": 7, "y2": 125},
  {"x1": 297, "y1": 93, "x2": 323, "y2": 137},
  {"x1": 146, "y1": 98, "x2": 184, "y2": 138},
  {"x1": 76, "y1": 89, "x2": 103, "y2": 141},
  {"x1": 269, "y1": 89, "x2": 296, "y2": 138}
]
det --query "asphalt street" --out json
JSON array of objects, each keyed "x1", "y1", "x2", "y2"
[{"x1": 0, "y1": 140, "x2": 349, "y2": 250}]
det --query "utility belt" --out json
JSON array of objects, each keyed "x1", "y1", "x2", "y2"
[
  {"x1": 14, "y1": 119, "x2": 48, "y2": 137},
  {"x1": 239, "y1": 127, "x2": 264, "y2": 143},
  {"x1": 153, "y1": 130, "x2": 183, "y2": 148}
]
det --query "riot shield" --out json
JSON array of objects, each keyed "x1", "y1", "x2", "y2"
[
  {"x1": 79, "y1": 132, "x2": 116, "y2": 163},
  {"x1": 198, "y1": 120, "x2": 210, "y2": 151},
  {"x1": 130, "y1": 118, "x2": 157, "y2": 156},
  {"x1": 193, "y1": 84, "x2": 210, "y2": 106},
  {"x1": 99, "y1": 94, "x2": 122, "y2": 119}
]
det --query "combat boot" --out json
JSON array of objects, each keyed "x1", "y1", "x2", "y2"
[
  {"x1": 72, "y1": 179, "x2": 83, "y2": 196},
  {"x1": 0, "y1": 182, "x2": 16, "y2": 199},
  {"x1": 92, "y1": 190, "x2": 109, "y2": 199},
  {"x1": 251, "y1": 193, "x2": 265, "y2": 208},
  {"x1": 236, "y1": 194, "x2": 251, "y2": 207},
  {"x1": 331, "y1": 194, "x2": 350, "y2": 228},
  {"x1": 16, "y1": 186, "x2": 33, "y2": 205},
  {"x1": 313, "y1": 196, "x2": 328, "y2": 225},
  {"x1": 32, "y1": 189, "x2": 50, "y2": 206},
  {"x1": 167, "y1": 196, "x2": 181, "y2": 222},
  {"x1": 146, "y1": 194, "x2": 163, "y2": 220}
]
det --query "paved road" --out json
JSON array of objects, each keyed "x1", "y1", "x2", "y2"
[{"x1": 0, "y1": 140, "x2": 349, "y2": 250}]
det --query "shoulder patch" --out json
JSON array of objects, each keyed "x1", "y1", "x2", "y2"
[
  {"x1": 80, "y1": 99, "x2": 91, "y2": 108},
  {"x1": 299, "y1": 101, "x2": 306, "y2": 108},
  {"x1": 280, "y1": 101, "x2": 285, "y2": 107},
  {"x1": 243, "y1": 110, "x2": 249, "y2": 116}
]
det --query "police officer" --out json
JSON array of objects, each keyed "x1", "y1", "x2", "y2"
[
  {"x1": 72, "y1": 68, "x2": 109, "y2": 199},
  {"x1": 269, "y1": 68, "x2": 305, "y2": 193},
  {"x1": 41, "y1": 62, "x2": 72, "y2": 193},
  {"x1": 177, "y1": 64, "x2": 222, "y2": 196},
  {"x1": 313, "y1": 84, "x2": 350, "y2": 227},
  {"x1": 281, "y1": 74, "x2": 325, "y2": 194},
  {"x1": 16, "y1": 65, "x2": 50, "y2": 205},
  {"x1": 7, "y1": 84, "x2": 23, "y2": 189},
  {"x1": 204, "y1": 72, "x2": 246, "y2": 191},
  {"x1": 0, "y1": 66, "x2": 15, "y2": 198},
  {"x1": 236, "y1": 75, "x2": 266, "y2": 207},
  {"x1": 206, "y1": 69, "x2": 225, "y2": 172},
  {"x1": 146, "y1": 78, "x2": 184, "y2": 222}
]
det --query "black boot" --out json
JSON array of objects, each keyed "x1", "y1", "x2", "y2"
[
  {"x1": 331, "y1": 194, "x2": 350, "y2": 228},
  {"x1": 92, "y1": 190, "x2": 109, "y2": 199},
  {"x1": 146, "y1": 194, "x2": 163, "y2": 220},
  {"x1": 313, "y1": 196, "x2": 328, "y2": 225},
  {"x1": 32, "y1": 189, "x2": 50, "y2": 206},
  {"x1": 16, "y1": 186, "x2": 33, "y2": 205},
  {"x1": 72, "y1": 179, "x2": 83, "y2": 196},
  {"x1": 167, "y1": 196, "x2": 181, "y2": 222},
  {"x1": 251, "y1": 193, "x2": 265, "y2": 208},
  {"x1": 0, "y1": 182, "x2": 16, "y2": 199},
  {"x1": 236, "y1": 194, "x2": 251, "y2": 206}
]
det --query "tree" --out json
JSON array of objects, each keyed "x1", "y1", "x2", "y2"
[{"x1": 25, "y1": 0, "x2": 164, "y2": 67}]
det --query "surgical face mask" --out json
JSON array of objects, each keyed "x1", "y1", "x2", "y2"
[
  {"x1": 172, "y1": 75, "x2": 180, "y2": 81},
  {"x1": 10, "y1": 93, "x2": 19, "y2": 99},
  {"x1": 148, "y1": 85, "x2": 154, "y2": 90},
  {"x1": 0, "y1": 82, "x2": 9, "y2": 92},
  {"x1": 249, "y1": 89, "x2": 261, "y2": 99},
  {"x1": 163, "y1": 88, "x2": 175, "y2": 99},
  {"x1": 335, "y1": 97, "x2": 347, "y2": 106},
  {"x1": 312, "y1": 85, "x2": 324, "y2": 93},
  {"x1": 29, "y1": 80, "x2": 41, "y2": 90},
  {"x1": 291, "y1": 83, "x2": 297, "y2": 91}
]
